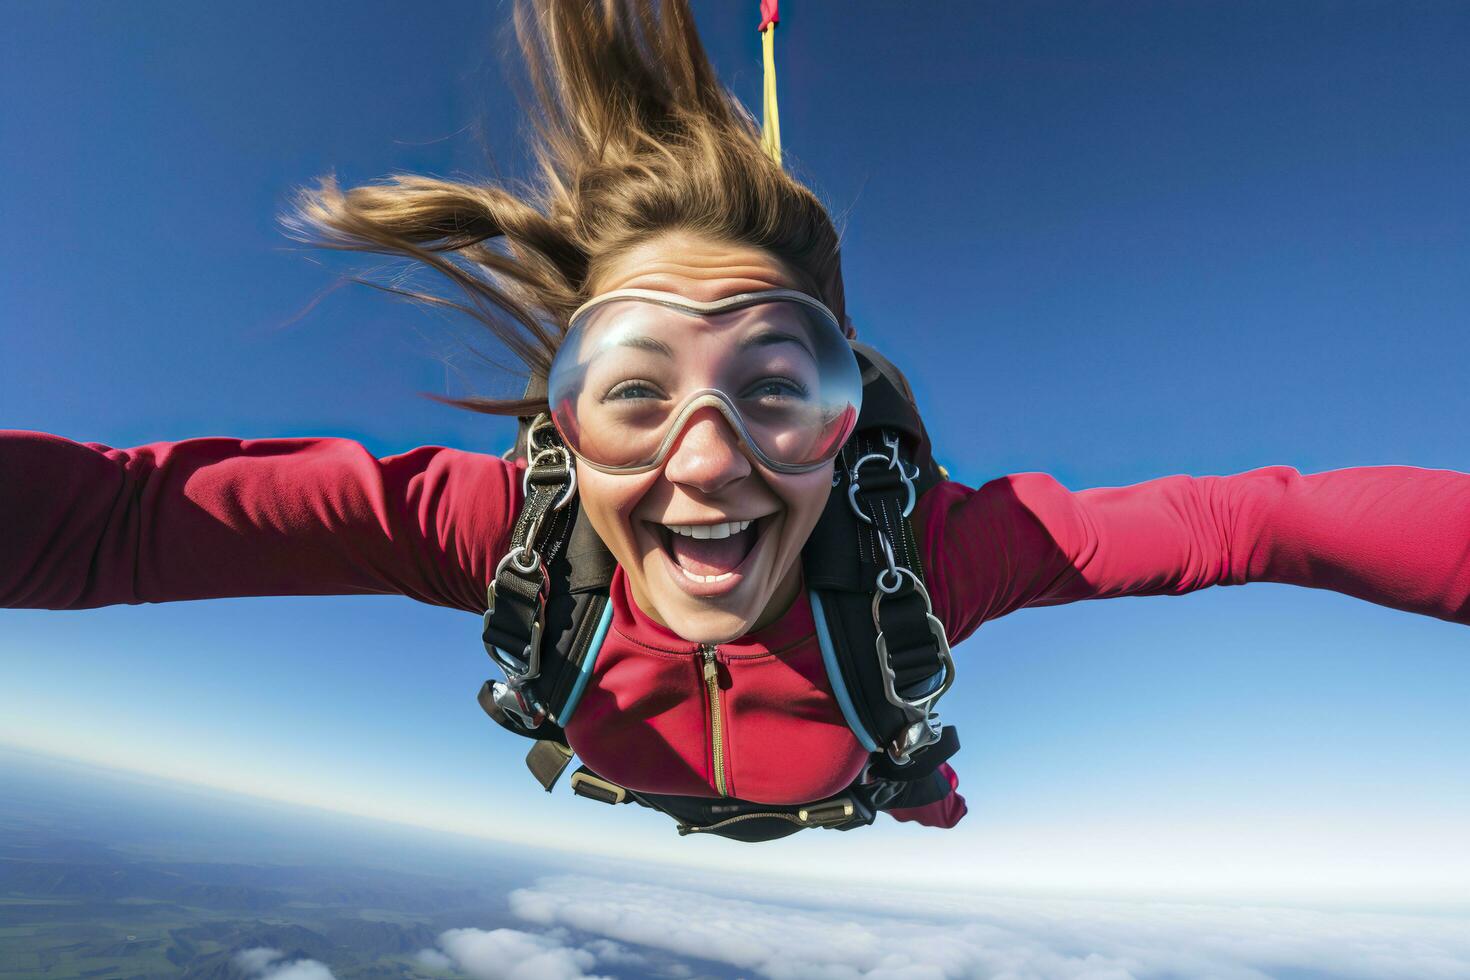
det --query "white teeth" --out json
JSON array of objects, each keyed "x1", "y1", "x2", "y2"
[
  {"x1": 665, "y1": 520, "x2": 752, "y2": 539},
  {"x1": 680, "y1": 570, "x2": 735, "y2": 584}
]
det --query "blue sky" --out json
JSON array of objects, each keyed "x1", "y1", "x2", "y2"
[{"x1": 2, "y1": 1, "x2": 1467, "y2": 903}]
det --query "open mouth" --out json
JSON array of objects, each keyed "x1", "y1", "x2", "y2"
[{"x1": 647, "y1": 515, "x2": 773, "y2": 594}]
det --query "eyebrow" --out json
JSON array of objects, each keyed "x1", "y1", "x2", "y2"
[
  {"x1": 738, "y1": 330, "x2": 817, "y2": 359},
  {"x1": 613, "y1": 335, "x2": 675, "y2": 358}
]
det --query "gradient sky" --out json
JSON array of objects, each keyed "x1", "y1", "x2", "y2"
[{"x1": 2, "y1": 1, "x2": 1467, "y2": 904}]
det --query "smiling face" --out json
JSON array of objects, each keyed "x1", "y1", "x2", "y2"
[{"x1": 573, "y1": 232, "x2": 838, "y2": 643}]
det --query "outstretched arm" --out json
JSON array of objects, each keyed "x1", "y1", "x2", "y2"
[
  {"x1": 0, "y1": 430, "x2": 518, "y2": 612},
  {"x1": 918, "y1": 464, "x2": 1470, "y2": 644}
]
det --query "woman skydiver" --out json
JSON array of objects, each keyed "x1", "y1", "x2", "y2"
[{"x1": 2, "y1": 0, "x2": 1468, "y2": 840}]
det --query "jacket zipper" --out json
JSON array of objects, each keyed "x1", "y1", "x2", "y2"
[{"x1": 700, "y1": 644, "x2": 728, "y2": 796}]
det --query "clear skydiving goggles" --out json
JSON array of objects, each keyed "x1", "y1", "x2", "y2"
[{"x1": 547, "y1": 288, "x2": 862, "y2": 475}]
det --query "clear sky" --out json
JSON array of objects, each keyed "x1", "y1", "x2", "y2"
[{"x1": 2, "y1": 1, "x2": 1467, "y2": 905}]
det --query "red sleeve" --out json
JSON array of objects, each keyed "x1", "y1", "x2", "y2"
[
  {"x1": 884, "y1": 762, "x2": 967, "y2": 829},
  {"x1": 916, "y1": 464, "x2": 1470, "y2": 646},
  {"x1": 0, "y1": 430, "x2": 520, "y2": 613}
]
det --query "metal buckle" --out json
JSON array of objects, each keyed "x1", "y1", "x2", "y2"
[
  {"x1": 527, "y1": 413, "x2": 560, "y2": 454},
  {"x1": 484, "y1": 617, "x2": 544, "y2": 684},
  {"x1": 570, "y1": 771, "x2": 627, "y2": 805},
  {"x1": 484, "y1": 619, "x2": 543, "y2": 682},
  {"x1": 874, "y1": 619, "x2": 954, "y2": 712},
  {"x1": 889, "y1": 712, "x2": 944, "y2": 765},
  {"x1": 522, "y1": 445, "x2": 577, "y2": 514},
  {"x1": 871, "y1": 568, "x2": 955, "y2": 765},
  {"x1": 484, "y1": 551, "x2": 548, "y2": 683},
  {"x1": 490, "y1": 541, "x2": 542, "y2": 585},
  {"x1": 872, "y1": 569, "x2": 954, "y2": 713},
  {"x1": 847, "y1": 444, "x2": 916, "y2": 523},
  {"x1": 486, "y1": 678, "x2": 546, "y2": 729}
]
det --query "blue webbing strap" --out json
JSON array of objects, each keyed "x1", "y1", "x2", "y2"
[
  {"x1": 810, "y1": 590, "x2": 880, "y2": 752},
  {"x1": 553, "y1": 598, "x2": 615, "y2": 728}
]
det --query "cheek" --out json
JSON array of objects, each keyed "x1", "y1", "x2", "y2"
[
  {"x1": 775, "y1": 469, "x2": 835, "y2": 536},
  {"x1": 576, "y1": 470, "x2": 657, "y2": 552}
]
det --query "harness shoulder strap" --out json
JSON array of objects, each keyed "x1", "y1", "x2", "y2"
[
  {"x1": 479, "y1": 413, "x2": 615, "y2": 788},
  {"x1": 803, "y1": 344, "x2": 959, "y2": 778}
]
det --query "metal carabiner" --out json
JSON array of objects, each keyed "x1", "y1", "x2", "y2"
[
  {"x1": 888, "y1": 712, "x2": 944, "y2": 766},
  {"x1": 522, "y1": 446, "x2": 578, "y2": 511},
  {"x1": 882, "y1": 429, "x2": 923, "y2": 487},
  {"x1": 880, "y1": 429, "x2": 902, "y2": 469},
  {"x1": 486, "y1": 678, "x2": 547, "y2": 729},
  {"x1": 485, "y1": 550, "x2": 550, "y2": 683},
  {"x1": 873, "y1": 528, "x2": 902, "y2": 589},
  {"x1": 847, "y1": 454, "x2": 917, "y2": 523},
  {"x1": 870, "y1": 567, "x2": 955, "y2": 723},
  {"x1": 526, "y1": 413, "x2": 560, "y2": 455}
]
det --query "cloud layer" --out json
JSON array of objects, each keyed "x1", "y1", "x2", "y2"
[
  {"x1": 434, "y1": 927, "x2": 607, "y2": 980},
  {"x1": 234, "y1": 947, "x2": 336, "y2": 980},
  {"x1": 423, "y1": 873, "x2": 1470, "y2": 980}
]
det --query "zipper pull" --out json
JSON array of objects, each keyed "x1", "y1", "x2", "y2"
[{"x1": 700, "y1": 644, "x2": 718, "y2": 682}]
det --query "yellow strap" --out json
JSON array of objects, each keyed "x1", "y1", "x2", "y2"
[{"x1": 760, "y1": 26, "x2": 782, "y2": 168}]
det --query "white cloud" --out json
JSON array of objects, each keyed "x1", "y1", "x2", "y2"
[
  {"x1": 259, "y1": 962, "x2": 337, "y2": 980},
  {"x1": 416, "y1": 947, "x2": 456, "y2": 971},
  {"x1": 494, "y1": 874, "x2": 1470, "y2": 980},
  {"x1": 581, "y1": 938, "x2": 650, "y2": 969},
  {"x1": 235, "y1": 948, "x2": 285, "y2": 974},
  {"x1": 234, "y1": 946, "x2": 337, "y2": 980},
  {"x1": 437, "y1": 926, "x2": 611, "y2": 980}
]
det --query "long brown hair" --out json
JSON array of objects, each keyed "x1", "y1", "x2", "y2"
[{"x1": 278, "y1": 0, "x2": 845, "y2": 417}]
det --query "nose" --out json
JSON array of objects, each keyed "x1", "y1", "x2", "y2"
[{"x1": 661, "y1": 406, "x2": 752, "y2": 494}]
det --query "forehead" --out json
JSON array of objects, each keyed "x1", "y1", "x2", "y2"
[
  {"x1": 579, "y1": 297, "x2": 822, "y2": 349},
  {"x1": 592, "y1": 233, "x2": 803, "y2": 303}
]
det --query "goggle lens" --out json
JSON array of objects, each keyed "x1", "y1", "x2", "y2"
[{"x1": 547, "y1": 291, "x2": 861, "y2": 473}]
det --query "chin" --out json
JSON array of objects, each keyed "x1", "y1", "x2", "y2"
[
  {"x1": 659, "y1": 603, "x2": 761, "y2": 645},
  {"x1": 643, "y1": 578, "x2": 768, "y2": 643}
]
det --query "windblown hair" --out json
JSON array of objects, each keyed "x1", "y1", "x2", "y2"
[{"x1": 279, "y1": 0, "x2": 845, "y2": 417}]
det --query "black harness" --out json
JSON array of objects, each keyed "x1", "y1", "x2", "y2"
[{"x1": 478, "y1": 344, "x2": 960, "y2": 842}]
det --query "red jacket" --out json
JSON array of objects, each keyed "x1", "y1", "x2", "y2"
[{"x1": 4, "y1": 431, "x2": 1469, "y2": 828}]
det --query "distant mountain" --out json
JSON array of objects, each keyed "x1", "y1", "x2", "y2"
[{"x1": 0, "y1": 859, "x2": 290, "y2": 909}]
